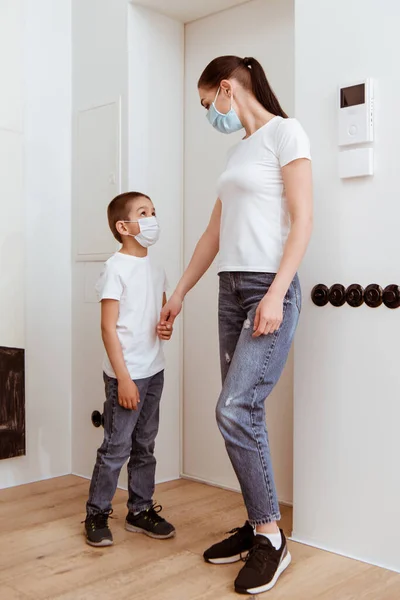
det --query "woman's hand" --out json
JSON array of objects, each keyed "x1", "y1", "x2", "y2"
[
  {"x1": 253, "y1": 291, "x2": 284, "y2": 337},
  {"x1": 159, "y1": 291, "x2": 183, "y2": 327}
]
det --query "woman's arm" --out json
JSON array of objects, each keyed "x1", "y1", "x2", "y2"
[
  {"x1": 253, "y1": 158, "x2": 313, "y2": 337},
  {"x1": 160, "y1": 198, "x2": 221, "y2": 324}
]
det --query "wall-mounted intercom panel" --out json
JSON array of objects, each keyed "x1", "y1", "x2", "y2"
[{"x1": 338, "y1": 79, "x2": 374, "y2": 147}]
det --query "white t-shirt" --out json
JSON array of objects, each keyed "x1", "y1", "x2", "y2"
[
  {"x1": 217, "y1": 116, "x2": 311, "y2": 273},
  {"x1": 96, "y1": 252, "x2": 167, "y2": 380}
]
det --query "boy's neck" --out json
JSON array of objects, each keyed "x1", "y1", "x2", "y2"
[{"x1": 119, "y1": 238, "x2": 148, "y2": 258}]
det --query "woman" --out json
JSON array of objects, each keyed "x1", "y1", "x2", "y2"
[{"x1": 159, "y1": 55, "x2": 312, "y2": 595}]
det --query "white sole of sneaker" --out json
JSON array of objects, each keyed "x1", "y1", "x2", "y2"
[
  {"x1": 125, "y1": 522, "x2": 176, "y2": 539},
  {"x1": 241, "y1": 551, "x2": 292, "y2": 595},
  {"x1": 206, "y1": 553, "x2": 246, "y2": 565},
  {"x1": 86, "y1": 538, "x2": 113, "y2": 547}
]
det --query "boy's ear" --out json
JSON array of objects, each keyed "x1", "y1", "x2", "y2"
[{"x1": 116, "y1": 220, "x2": 128, "y2": 237}]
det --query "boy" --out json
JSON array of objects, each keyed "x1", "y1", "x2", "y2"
[{"x1": 84, "y1": 191, "x2": 175, "y2": 547}]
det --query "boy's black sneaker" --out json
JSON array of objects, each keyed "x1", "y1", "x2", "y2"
[
  {"x1": 125, "y1": 504, "x2": 175, "y2": 539},
  {"x1": 234, "y1": 530, "x2": 291, "y2": 595},
  {"x1": 203, "y1": 521, "x2": 254, "y2": 564},
  {"x1": 84, "y1": 511, "x2": 113, "y2": 547}
]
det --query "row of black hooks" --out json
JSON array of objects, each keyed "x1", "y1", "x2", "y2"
[{"x1": 312, "y1": 283, "x2": 400, "y2": 309}]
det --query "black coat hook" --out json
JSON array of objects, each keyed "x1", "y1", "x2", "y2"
[
  {"x1": 346, "y1": 284, "x2": 364, "y2": 307},
  {"x1": 91, "y1": 410, "x2": 104, "y2": 428},
  {"x1": 312, "y1": 282, "x2": 400, "y2": 309}
]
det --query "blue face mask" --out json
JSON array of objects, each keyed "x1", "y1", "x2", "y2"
[{"x1": 206, "y1": 87, "x2": 243, "y2": 134}]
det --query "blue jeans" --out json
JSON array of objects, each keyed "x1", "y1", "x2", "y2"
[
  {"x1": 217, "y1": 272, "x2": 301, "y2": 526},
  {"x1": 86, "y1": 371, "x2": 164, "y2": 515}
]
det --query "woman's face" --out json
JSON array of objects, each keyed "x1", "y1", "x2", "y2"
[{"x1": 199, "y1": 81, "x2": 233, "y2": 115}]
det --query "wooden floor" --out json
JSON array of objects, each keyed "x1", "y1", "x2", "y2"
[{"x1": 0, "y1": 476, "x2": 399, "y2": 599}]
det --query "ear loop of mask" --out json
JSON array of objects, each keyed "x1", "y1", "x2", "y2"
[{"x1": 212, "y1": 86, "x2": 233, "y2": 116}]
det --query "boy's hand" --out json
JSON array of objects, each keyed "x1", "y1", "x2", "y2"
[
  {"x1": 118, "y1": 378, "x2": 140, "y2": 410},
  {"x1": 157, "y1": 322, "x2": 173, "y2": 341}
]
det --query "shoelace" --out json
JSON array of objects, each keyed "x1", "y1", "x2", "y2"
[
  {"x1": 227, "y1": 526, "x2": 242, "y2": 536},
  {"x1": 145, "y1": 503, "x2": 165, "y2": 525},
  {"x1": 83, "y1": 509, "x2": 113, "y2": 529},
  {"x1": 222, "y1": 525, "x2": 252, "y2": 558},
  {"x1": 241, "y1": 540, "x2": 274, "y2": 570}
]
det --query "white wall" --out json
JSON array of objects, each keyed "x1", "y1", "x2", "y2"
[
  {"x1": 72, "y1": 1, "x2": 183, "y2": 485},
  {"x1": 133, "y1": 0, "x2": 249, "y2": 23},
  {"x1": 183, "y1": 0, "x2": 295, "y2": 504},
  {"x1": 294, "y1": 0, "x2": 400, "y2": 572},
  {"x1": 128, "y1": 5, "x2": 183, "y2": 482},
  {"x1": 0, "y1": 0, "x2": 24, "y2": 353},
  {"x1": 71, "y1": 0, "x2": 129, "y2": 481},
  {"x1": 0, "y1": 0, "x2": 72, "y2": 488}
]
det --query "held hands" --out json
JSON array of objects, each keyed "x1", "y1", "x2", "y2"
[
  {"x1": 157, "y1": 292, "x2": 183, "y2": 339},
  {"x1": 253, "y1": 291, "x2": 284, "y2": 337},
  {"x1": 118, "y1": 377, "x2": 140, "y2": 410},
  {"x1": 157, "y1": 321, "x2": 173, "y2": 341}
]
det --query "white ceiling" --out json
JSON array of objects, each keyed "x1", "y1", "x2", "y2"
[{"x1": 132, "y1": 0, "x2": 250, "y2": 24}]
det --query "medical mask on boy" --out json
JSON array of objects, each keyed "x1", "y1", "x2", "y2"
[
  {"x1": 122, "y1": 216, "x2": 160, "y2": 248},
  {"x1": 206, "y1": 87, "x2": 243, "y2": 134}
]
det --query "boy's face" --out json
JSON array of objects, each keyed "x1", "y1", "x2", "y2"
[{"x1": 118, "y1": 196, "x2": 156, "y2": 238}]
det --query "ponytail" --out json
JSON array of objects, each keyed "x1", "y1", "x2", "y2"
[
  {"x1": 198, "y1": 55, "x2": 288, "y2": 118},
  {"x1": 243, "y1": 57, "x2": 288, "y2": 118}
]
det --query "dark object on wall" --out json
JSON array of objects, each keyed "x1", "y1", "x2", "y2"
[
  {"x1": 91, "y1": 410, "x2": 104, "y2": 428},
  {"x1": 329, "y1": 284, "x2": 346, "y2": 307},
  {"x1": 311, "y1": 284, "x2": 329, "y2": 306},
  {"x1": 364, "y1": 284, "x2": 383, "y2": 308},
  {"x1": 383, "y1": 285, "x2": 400, "y2": 309},
  {"x1": 0, "y1": 347, "x2": 25, "y2": 460},
  {"x1": 346, "y1": 284, "x2": 364, "y2": 307}
]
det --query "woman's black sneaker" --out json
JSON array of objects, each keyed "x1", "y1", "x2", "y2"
[
  {"x1": 84, "y1": 511, "x2": 113, "y2": 547},
  {"x1": 125, "y1": 503, "x2": 176, "y2": 539},
  {"x1": 203, "y1": 521, "x2": 254, "y2": 564},
  {"x1": 234, "y1": 530, "x2": 291, "y2": 595}
]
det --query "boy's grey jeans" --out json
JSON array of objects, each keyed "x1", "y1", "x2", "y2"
[
  {"x1": 86, "y1": 370, "x2": 164, "y2": 515},
  {"x1": 217, "y1": 272, "x2": 301, "y2": 526}
]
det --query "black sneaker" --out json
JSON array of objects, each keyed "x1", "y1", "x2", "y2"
[
  {"x1": 234, "y1": 530, "x2": 291, "y2": 595},
  {"x1": 125, "y1": 503, "x2": 175, "y2": 539},
  {"x1": 84, "y1": 511, "x2": 113, "y2": 547},
  {"x1": 203, "y1": 521, "x2": 254, "y2": 564}
]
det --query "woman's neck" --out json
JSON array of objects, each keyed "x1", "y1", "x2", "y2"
[{"x1": 240, "y1": 97, "x2": 276, "y2": 138}]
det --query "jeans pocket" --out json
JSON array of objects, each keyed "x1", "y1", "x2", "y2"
[{"x1": 291, "y1": 276, "x2": 302, "y2": 312}]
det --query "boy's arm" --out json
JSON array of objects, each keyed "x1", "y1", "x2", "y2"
[
  {"x1": 157, "y1": 293, "x2": 173, "y2": 340},
  {"x1": 101, "y1": 299, "x2": 140, "y2": 410}
]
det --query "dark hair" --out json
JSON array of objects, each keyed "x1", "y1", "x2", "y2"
[
  {"x1": 198, "y1": 55, "x2": 288, "y2": 118},
  {"x1": 107, "y1": 191, "x2": 151, "y2": 243}
]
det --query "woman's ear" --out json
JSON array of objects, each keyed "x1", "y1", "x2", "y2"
[{"x1": 220, "y1": 79, "x2": 232, "y2": 97}]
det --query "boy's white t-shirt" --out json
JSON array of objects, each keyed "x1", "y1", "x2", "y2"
[
  {"x1": 96, "y1": 252, "x2": 167, "y2": 380},
  {"x1": 217, "y1": 116, "x2": 311, "y2": 274}
]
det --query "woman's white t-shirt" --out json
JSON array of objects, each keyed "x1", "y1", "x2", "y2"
[
  {"x1": 96, "y1": 252, "x2": 167, "y2": 380},
  {"x1": 217, "y1": 116, "x2": 311, "y2": 274}
]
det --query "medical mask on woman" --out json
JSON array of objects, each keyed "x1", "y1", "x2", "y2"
[
  {"x1": 123, "y1": 216, "x2": 160, "y2": 248},
  {"x1": 206, "y1": 87, "x2": 243, "y2": 134}
]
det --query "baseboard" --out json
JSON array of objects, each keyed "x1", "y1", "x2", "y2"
[
  {"x1": 181, "y1": 472, "x2": 241, "y2": 494},
  {"x1": 71, "y1": 472, "x2": 181, "y2": 490},
  {"x1": 289, "y1": 534, "x2": 400, "y2": 574},
  {"x1": 180, "y1": 472, "x2": 293, "y2": 507},
  {"x1": 71, "y1": 472, "x2": 90, "y2": 482},
  {"x1": 0, "y1": 470, "x2": 72, "y2": 490}
]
